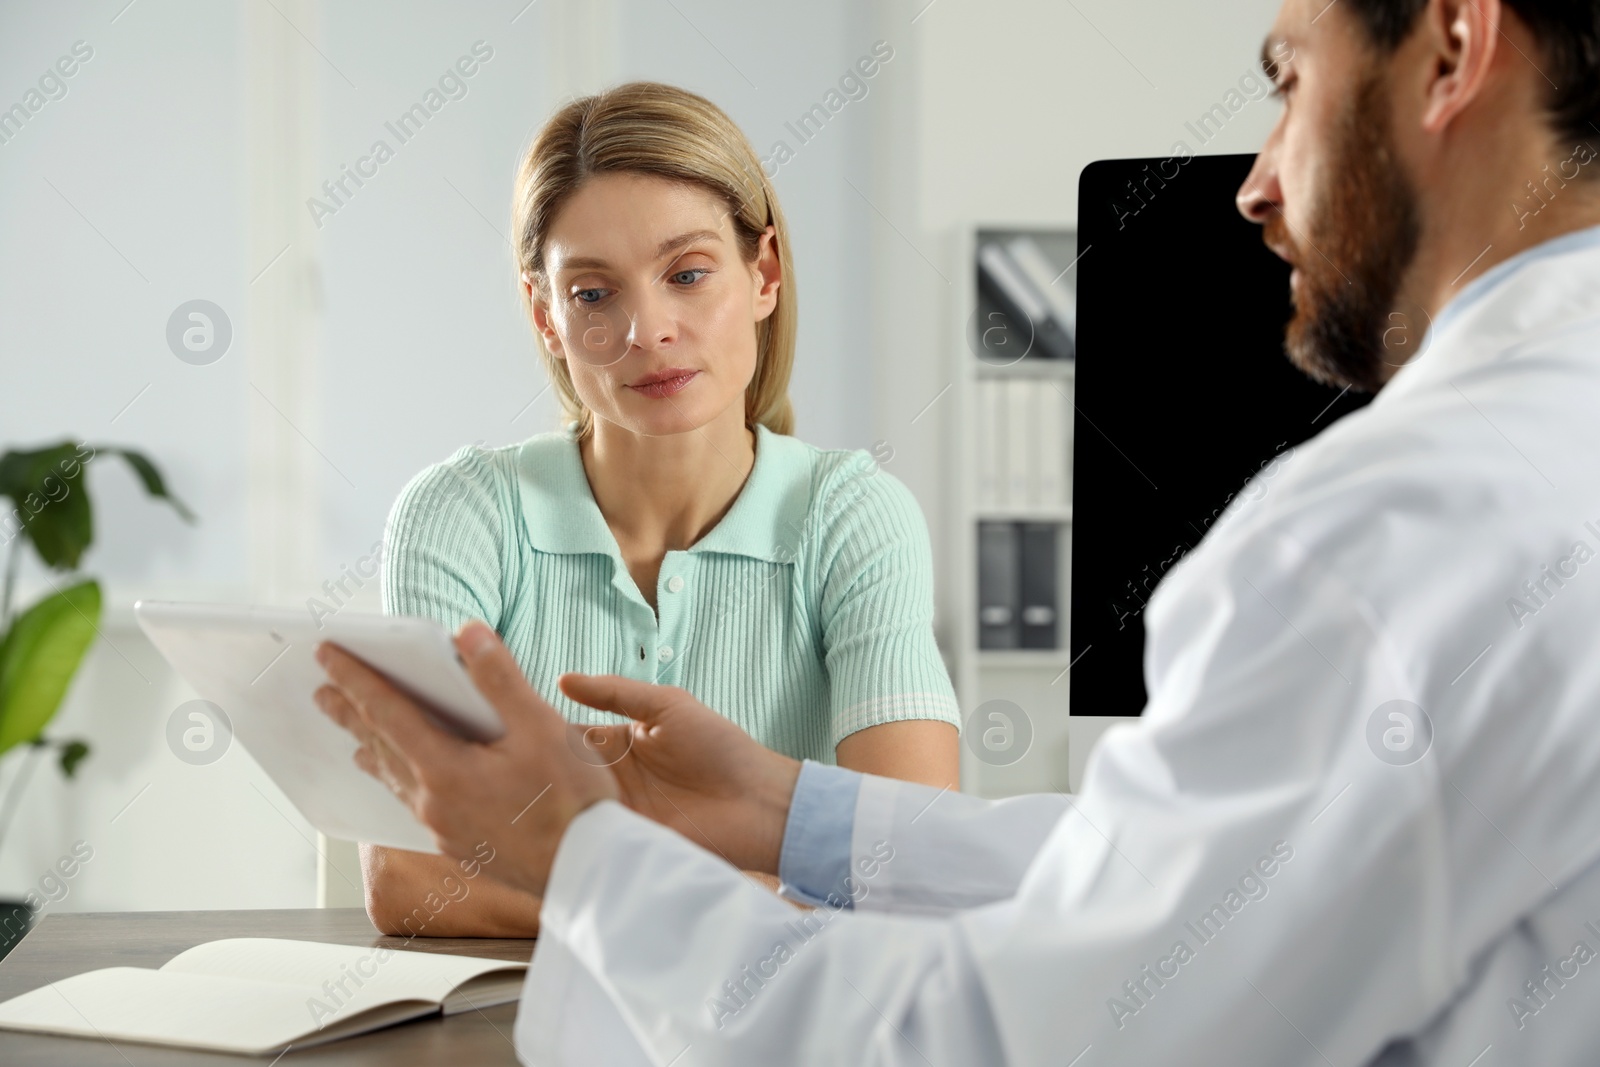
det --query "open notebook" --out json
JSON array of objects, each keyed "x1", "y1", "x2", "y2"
[{"x1": 0, "y1": 937, "x2": 528, "y2": 1055}]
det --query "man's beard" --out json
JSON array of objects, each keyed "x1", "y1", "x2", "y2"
[{"x1": 1267, "y1": 68, "x2": 1423, "y2": 393}]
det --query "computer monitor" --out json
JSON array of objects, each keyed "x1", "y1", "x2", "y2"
[{"x1": 1070, "y1": 153, "x2": 1369, "y2": 716}]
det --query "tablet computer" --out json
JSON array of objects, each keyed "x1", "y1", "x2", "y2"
[{"x1": 134, "y1": 601, "x2": 505, "y2": 854}]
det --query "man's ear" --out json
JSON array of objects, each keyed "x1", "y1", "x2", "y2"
[
  {"x1": 524, "y1": 273, "x2": 566, "y2": 359},
  {"x1": 1418, "y1": 0, "x2": 1502, "y2": 134},
  {"x1": 752, "y1": 225, "x2": 781, "y2": 323}
]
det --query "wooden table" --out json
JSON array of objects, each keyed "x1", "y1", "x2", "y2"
[{"x1": 0, "y1": 908, "x2": 536, "y2": 1064}]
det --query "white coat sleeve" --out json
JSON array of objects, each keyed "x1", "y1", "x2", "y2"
[
  {"x1": 847, "y1": 775, "x2": 1074, "y2": 917},
  {"x1": 513, "y1": 513, "x2": 1600, "y2": 1066},
  {"x1": 514, "y1": 799, "x2": 1006, "y2": 1067},
  {"x1": 775, "y1": 760, "x2": 1072, "y2": 917}
]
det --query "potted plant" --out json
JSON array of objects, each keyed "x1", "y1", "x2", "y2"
[{"x1": 0, "y1": 441, "x2": 193, "y2": 958}]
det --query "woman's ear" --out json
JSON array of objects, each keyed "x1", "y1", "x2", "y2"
[
  {"x1": 525, "y1": 273, "x2": 566, "y2": 359},
  {"x1": 752, "y1": 224, "x2": 781, "y2": 323}
]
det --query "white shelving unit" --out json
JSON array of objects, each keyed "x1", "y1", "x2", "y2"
[{"x1": 948, "y1": 226, "x2": 1102, "y2": 799}]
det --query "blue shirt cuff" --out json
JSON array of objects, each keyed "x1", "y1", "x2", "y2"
[{"x1": 777, "y1": 760, "x2": 863, "y2": 909}]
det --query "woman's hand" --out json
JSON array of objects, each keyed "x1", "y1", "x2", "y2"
[
  {"x1": 557, "y1": 674, "x2": 801, "y2": 876},
  {"x1": 315, "y1": 621, "x2": 618, "y2": 900}
]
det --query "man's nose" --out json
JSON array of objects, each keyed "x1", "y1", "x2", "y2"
[{"x1": 1236, "y1": 153, "x2": 1281, "y2": 225}]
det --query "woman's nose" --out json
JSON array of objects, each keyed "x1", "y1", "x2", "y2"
[{"x1": 624, "y1": 289, "x2": 677, "y2": 351}]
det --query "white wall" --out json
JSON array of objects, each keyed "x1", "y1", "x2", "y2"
[
  {"x1": 916, "y1": 0, "x2": 1285, "y2": 228},
  {"x1": 0, "y1": 0, "x2": 297, "y2": 914},
  {"x1": 0, "y1": 0, "x2": 1292, "y2": 910},
  {"x1": 0, "y1": 1, "x2": 251, "y2": 599}
]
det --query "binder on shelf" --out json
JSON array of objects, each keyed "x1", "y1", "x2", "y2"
[
  {"x1": 1004, "y1": 377, "x2": 1035, "y2": 508},
  {"x1": 1018, "y1": 523, "x2": 1059, "y2": 649},
  {"x1": 974, "y1": 377, "x2": 1076, "y2": 514},
  {"x1": 976, "y1": 243, "x2": 1074, "y2": 361},
  {"x1": 977, "y1": 521, "x2": 1021, "y2": 650},
  {"x1": 1005, "y1": 236, "x2": 1077, "y2": 359},
  {"x1": 976, "y1": 380, "x2": 1003, "y2": 510},
  {"x1": 1036, "y1": 377, "x2": 1072, "y2": 510}
]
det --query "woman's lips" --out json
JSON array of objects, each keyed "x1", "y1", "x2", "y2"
[{"x1": 628, "y1": 370, "x2": 699, "y2": 399}]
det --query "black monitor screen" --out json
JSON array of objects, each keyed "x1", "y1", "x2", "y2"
[{"x1": 1070, "y1": 153, "x2": 1370, "y2": 716}]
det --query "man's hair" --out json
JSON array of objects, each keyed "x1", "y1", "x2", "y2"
[{"x1": 1345, "y1": 0, "x2": 1600, "y2": 147}]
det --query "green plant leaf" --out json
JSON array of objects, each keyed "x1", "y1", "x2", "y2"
[
  {"x1": 0, "y1": 443, "x2": 94, "y2": 571},
  {"x1": 0, "y1": 580, "x2": 102, "y2": 758},
  {"x1": 57, "y1": 738, "x2": 90, "y2": 778},
  {"x1": 0, "y1": 443, "x2": 196, "y2": 573},
  {"x1": 84, "y1": 446, "x2": 197, "y2": 524}
]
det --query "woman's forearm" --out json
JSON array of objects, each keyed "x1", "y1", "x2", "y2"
[
  {"x1": 836, "y1": 719, "x2": 960, "y2": 789},
  {"x1": 361, "y1": 843, "x2": 544, "y2": 937}
]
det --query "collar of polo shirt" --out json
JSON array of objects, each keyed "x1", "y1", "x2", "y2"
[{"x1": 514, "y1": 422, "x2": 812, "y2": 565}]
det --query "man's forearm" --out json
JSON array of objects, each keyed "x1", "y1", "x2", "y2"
[
  {"x1": 776, "y1": 767, "x2": 1074, "y2": 917},
  {"x1": 853, "y1": 774, "x2": 1072, "y2": 915}
]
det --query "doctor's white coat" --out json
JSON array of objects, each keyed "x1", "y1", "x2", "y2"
[{"x1": 512, "y1": 227, "x2": 1600, "y2": 1066}]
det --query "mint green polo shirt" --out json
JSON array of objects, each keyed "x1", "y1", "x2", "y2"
[{"x1": 380, "y1": 423, "x2": 961, "y2": 762}]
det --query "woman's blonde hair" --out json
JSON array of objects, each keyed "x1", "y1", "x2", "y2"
[{"x1": 512, "y1": 81, "x2": 797, "y2": 439}]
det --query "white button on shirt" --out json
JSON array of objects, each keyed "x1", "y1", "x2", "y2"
[
  {"x1": 657, "y1": 646, "x2": 674, "y2": 664},
  {"x1": 666, "y1": 575, "x2": 685, "y2": 594},
  {"x1": 513, "y1": 227, "x2": 1600, "y2": 1066}
]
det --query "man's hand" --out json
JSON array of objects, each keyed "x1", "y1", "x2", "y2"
[
  {"x1": 314, "y1": 620, "x2": 617, "y2": 900},
  {"x1": 557, "y1": 674, "x2": 801, "y2": 876}
]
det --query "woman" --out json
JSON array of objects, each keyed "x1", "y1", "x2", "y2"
[{"x1": 362, "y1": 82, "x2": 959, "y2": 937}]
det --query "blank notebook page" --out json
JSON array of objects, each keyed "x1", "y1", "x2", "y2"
[
  {"x1": 0, "y1": 967, "x2": 434, "y2": 1054},
  {"x1": 161, "y1": 937, "x2": 525, "y2": 1006}
]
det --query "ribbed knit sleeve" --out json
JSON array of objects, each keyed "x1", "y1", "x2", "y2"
[
  {"x1": 812, "y1": 453, "x2": 962, "y2": 747},
  {"x1": 381, "y1": 444, "x2": 513, "y2": 637}
]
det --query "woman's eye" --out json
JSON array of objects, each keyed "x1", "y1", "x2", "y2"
[
  {"x1": 574, "y1": 288, "x2": 607, "y2": 305},
  {"x1": 670, "y1": 268, "x2": 709, "y2": 286}
]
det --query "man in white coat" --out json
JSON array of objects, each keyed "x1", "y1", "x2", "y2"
[{"x1": 317, "y1": 0, "x2": 1600, "y2": 1062}]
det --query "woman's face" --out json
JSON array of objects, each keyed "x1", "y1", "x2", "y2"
[{"x1": 528, "y1": 172, "x2": 781, "y2": 438}]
